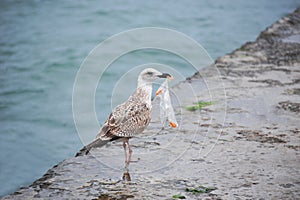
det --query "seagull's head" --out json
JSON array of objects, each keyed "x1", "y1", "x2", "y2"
[{"x1": 138, "y1": 68, "x2": 172, "y2": 85}]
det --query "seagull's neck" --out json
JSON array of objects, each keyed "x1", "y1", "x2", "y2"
[{"x1": 136, "y1": 81, "x2": 152, "y2": 105}]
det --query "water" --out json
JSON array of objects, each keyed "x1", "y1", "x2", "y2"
[{"x1": 0, "y1": 0, "x2": 299, "y2": 197}]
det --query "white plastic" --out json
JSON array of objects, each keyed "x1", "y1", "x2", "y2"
[{"x1": 156, "y1": 79, "x2": 178, "y2": 128}]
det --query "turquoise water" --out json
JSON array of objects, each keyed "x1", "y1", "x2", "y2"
[{"x1": 0, "y1": 0, "x2": 299, "y2": 197}]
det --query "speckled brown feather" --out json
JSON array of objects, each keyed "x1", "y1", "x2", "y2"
[{"x1": 97, "y1": 87, "x2": 151, "y2": 139}]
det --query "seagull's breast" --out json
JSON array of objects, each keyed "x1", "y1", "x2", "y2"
[{"x1": 131, "y1": 85, "x2": 152, "y2": 107}]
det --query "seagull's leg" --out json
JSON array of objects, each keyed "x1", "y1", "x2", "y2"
[
  {"x1": 123, "y1": 140, "x2": 127, "y2": 162},
  {"x1": 126, "y1": 139, "x2": 133, "y2": 165},
  {"x1": 123, "y1": 140, "x2": 128, "y2": 168},
  {"x1": 122, "y1": 138, "x2": 131, "y2": 181},
  {"x1": 123, "y1": 138, "x2": 138, "y2": 172}
]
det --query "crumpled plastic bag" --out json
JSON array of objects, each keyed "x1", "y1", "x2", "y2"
[{"x1": 156, "y1": 79, "x2": 178, "y2": 128}]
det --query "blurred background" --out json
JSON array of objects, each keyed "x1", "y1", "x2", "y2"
[{"x1": 0, "y1": 0, "x2": 299, "y2": 197}]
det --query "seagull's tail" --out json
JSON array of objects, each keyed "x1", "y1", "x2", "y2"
[{"x1": 75, "y1": 138, "x2": 110, "y2": 157}]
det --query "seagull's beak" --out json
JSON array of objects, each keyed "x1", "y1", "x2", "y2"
[{"x1": 157, "y1": 73, "x2": 172, "y2": 79}]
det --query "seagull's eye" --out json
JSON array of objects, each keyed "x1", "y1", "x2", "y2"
[{"x1": 146, "y1": 72, "x2": 153, "y2": 76}]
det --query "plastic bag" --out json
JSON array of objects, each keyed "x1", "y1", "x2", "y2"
[{"x1": 156, "y1": 79, "x2": 178, "y2": 128}]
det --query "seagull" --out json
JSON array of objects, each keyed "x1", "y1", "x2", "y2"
[{"x1": 75, "y1": 68, "x2": 172, "y2": 169}]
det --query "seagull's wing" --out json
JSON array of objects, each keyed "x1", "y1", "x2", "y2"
[{"x1": 97, "y1": 101, "x2": 151, "y2": 139}]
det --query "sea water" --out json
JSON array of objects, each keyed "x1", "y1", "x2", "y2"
[{"x1": 0, "y1": 0, "x2": 298, "y2": 197}]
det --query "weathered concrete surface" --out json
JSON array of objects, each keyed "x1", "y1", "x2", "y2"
[{"x1": 3, "y1": 8, "x2": 300, "y2": 200}]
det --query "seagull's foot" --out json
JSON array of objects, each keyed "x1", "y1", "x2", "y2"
[
  {"x1": 124, "y1": 157, "x2": 139, "y2": 168},
  {"x1": 129, "y1": 157, "x2": 140, "y2": 163}
]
